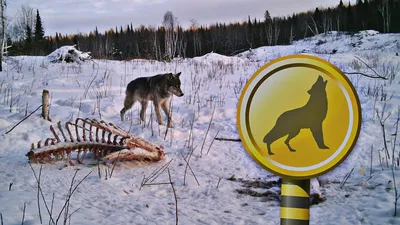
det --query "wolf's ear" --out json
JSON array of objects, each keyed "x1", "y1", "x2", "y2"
[
  {"x1": 166, "y1": 73, "x2": 173, "y2": 79},
  {"x1": 317, "y1": 75, "x2": 324, "y2": 83},
  {"x1": 175, "y1": 72, "x2": 181, "y2": 77}
]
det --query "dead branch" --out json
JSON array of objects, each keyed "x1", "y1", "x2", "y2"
[
  {"x1": 376, "y1": 108, "x2": 391, "y2": 167},
  {"x1": 378, "y1": 148, "x2": 385, "y2": 170},
  {"x1": 217, "y1": 177, "x2": 223, "y2": 189},
  {"x1": 215, "y1": 137, "x2": 241, "y2": 142},
  {"x1": 55, "y1": 170, "x2": 92, "y2": 225},
  {"x1": 28, "y1": 163, "x2": 55, "y2": 224},
  {"x1": 109, "y1": 150, "x2": 122, "y2": 178},
  {"x1": 97, "y1": 161, "x2": 101, "y2": 179},
  {"x1": 340, "y1": 167, "x2": 354, "y2": 188},
  {"x1": 37, "y1": 165, "x2": 43, "y2": 224},
  {"x1": 305, "y1": 22, "x2": 317, "y2": 36},
  {"x1": 141, "y1": 182, "x2": 171, "y2": 186},
  {"x1": 343, "y1": 71, "x2": 388, "y2": 80},
  {"x1": 21, "y1": 202, "x2": 26, "y2": 225},
  {"x1": 370, "y1": 145, "x2": 373, "y2": 179},
  {"x1": 5, "y1": 105, "x2": 42, "y2": 134},
  {"x1": 186, "y1": 113, "x2": 196, "y2": 149},
  {"x1": 50, "y1": 193, "x2": 55, "y2": 225},
  {"x1": 200, "y1": 106, "x2": 215, "y2": 157},
  {"x1": 355, "y1": 56, "x2": 387, "y2": 79},
  {"x1": 393, "y1": 106, "x2": 400, "y2": 166},
  {"x1": 206, "y1": 130, "x2": 219, "y2": 156},
  {"x1": 140, "y1": 159, "x2": 173, "y2": 190},
  {"x1": 180, "y1": 153, "x2": 200, "y2": 186},
  {"x1": 184, "y1": 145, "x2": 198, "y2": 186},
  {"x1": 66, "y1": 206, "x2": 82, "y2": 224},
  {"x1": 309, "y1": 15, "x2": 319, "y2": 35},
  {"x1": 391, "y1": 165, "x2": 400, "y2": 217},
  {"x1": 167, "y1": 168, "x2": 178, "y2": 225}
]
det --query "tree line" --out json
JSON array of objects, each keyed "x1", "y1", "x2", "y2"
[{"x1": 7, "y1": 0, "x2": 400, "y2": 60}]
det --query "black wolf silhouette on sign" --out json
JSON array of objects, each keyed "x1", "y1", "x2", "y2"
[{"x1": 263, "y1": 75, "x2": 329, "y2": 155}]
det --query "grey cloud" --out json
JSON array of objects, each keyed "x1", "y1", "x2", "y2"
[{"x1": 8, "y1": 0, "x2": 356, "y2": 36}]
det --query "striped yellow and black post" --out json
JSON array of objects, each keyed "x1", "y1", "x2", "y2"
[{"x1": 280, "y1": 179, "x2": 310, "y2": 225}]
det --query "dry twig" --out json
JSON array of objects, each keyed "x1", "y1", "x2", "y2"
[{"x1": 167, "y1": 169, "x2": 178, "y2": 225}]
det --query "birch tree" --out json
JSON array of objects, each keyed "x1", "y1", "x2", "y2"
[
  {"x1": 163, "y1": 11, "x2": 179, "y2": 60},
  {"x1": 273, "y1": 19, "x2": 280, "y2": 45},
  {"x1": 10, "y1": 4, "x2": 34, "y2": 41},
  {"x1": 264, "y1": 10, "x2": 273, "y2": 46},
  {"x1": 289, "y1": 24, "x2": 294, "y2": 44},
  {"x1": 377, "y1": 0, "x2": 391, "y2": 33},
  {"x1": 190, "y1": 19, "x2": 200, "y2": 56}
]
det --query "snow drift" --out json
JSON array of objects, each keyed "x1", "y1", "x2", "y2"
[{"x1": 47, "y1": 45, "x2": 91, "y2": 63}]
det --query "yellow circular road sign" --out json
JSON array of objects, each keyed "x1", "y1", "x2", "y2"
[{"x1": 237, "y1": 54, "x2": 361, "y2": 179}]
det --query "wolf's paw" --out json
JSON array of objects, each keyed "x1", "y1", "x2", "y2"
[
  {"x1": 167, "y1": 120, "x2": 174, "y2": 128},
  {"x1": 289, "y1": 148, "x2": 296, "y2": 152},
  {"x1": 319, "y1": 145, "x2": 329, "y2": 150},
  {"x1": 158, "y1": 121, "x2": 165, "y2": 126},
  {"x1": 268, "y1": 151, "x2": 275, "y2": 156},
  {"x1": 120, "y1": 113, "x2": 126, "y2": 121}
]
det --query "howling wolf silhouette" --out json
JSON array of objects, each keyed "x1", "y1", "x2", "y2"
[{"x1": 263, "y1": 75, "x2": 329, "y2": 155}]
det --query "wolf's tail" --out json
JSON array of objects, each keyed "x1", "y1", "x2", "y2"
[
  {"x1": 263, "y1": 127, "x2": 274, "y2": 144},
  {"x1": 263, "y1": 129, "x2": 274, "y2": 155},
  {"x1": 120, "y1": 90, "x2": 135, "y2": 121}
]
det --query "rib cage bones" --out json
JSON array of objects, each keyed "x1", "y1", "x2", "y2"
[{"x1": 26, "y1": 118, "x2": 165, "y2": 164}]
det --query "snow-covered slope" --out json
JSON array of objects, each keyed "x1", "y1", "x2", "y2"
[
  {"x1": 1, "y1": 30, "x2": 400, "y2": 225},
  {"x1": 237, "y1": 30, "x2": 400, "y2": 62}
]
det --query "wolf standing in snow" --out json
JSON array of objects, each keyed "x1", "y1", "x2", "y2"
[
  {"x1": 263, "y1": 75, "x2": 329, "y2": 155},
  {"x1": 120, "y1": 72, "x2": 184, "y2": 128}
]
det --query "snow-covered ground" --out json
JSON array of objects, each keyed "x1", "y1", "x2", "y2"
[{"x1": 1, "y1": 30, "x2": 400, "y2": 225}]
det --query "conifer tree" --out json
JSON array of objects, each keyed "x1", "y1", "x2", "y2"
[
  {"x1": 34, "y1": 9, "x2": 44, "y2": 41},
  {"x1": 33, "y1": 9, "x2": 44, "y2": 53},
  {"x1": 25, "y1": 24, "x2": 32, "y2": 54},
  {"x1": 347, "y1": 2, "x2": 354, "y2": 32}
]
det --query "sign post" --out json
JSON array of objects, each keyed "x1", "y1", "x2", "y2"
[
  {"x1": 237, "y1": 54, "x2": 361, "y2": 225},
  {"x1": 280, "y1": 179, "x2": 310, "y2": 224}
]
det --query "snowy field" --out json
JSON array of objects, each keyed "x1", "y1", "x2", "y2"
[{"x1": 1, "y1": 30, "x2": 400, "y2": 225}]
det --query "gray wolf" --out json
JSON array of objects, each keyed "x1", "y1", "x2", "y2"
[
  {"x1": 263, "y1": 75, "x2": 329, "y2": 155},
  {"x1": 120, "y1": 72, "x2": 184, "y2": 128}
]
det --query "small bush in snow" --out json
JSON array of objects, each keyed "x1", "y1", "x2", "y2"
[{"x1": 316, "y1": 39, "x2": 327, "y2": 46}]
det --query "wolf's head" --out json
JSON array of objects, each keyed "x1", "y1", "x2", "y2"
[
  {"x1": 308, "y1": 75, "x2": 327, "y2": 95},
  {"x1": 166, "y1": 72, "x2": 184, "y2": 97}
]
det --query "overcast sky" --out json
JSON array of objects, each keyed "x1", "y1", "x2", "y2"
[{"x1": 8, "y1": 0, "x2": 357, "y2": 36}]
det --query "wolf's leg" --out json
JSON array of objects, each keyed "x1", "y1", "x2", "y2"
[
  {"x1": 161, "y1": 100, "x2": 173, "y2": 128},
  {"x1": 120, "y1": 92, "x2": 135, "y2": 121},
  {"x1": 139, "y1": 101, "x2": 148, "y2": 124},
  {"x1": 310, "y1": 125, "x2": 329, "y2": 149},
  {"x1": 264, "y1": 126, "x2": 285, "y2": 155},
  {"x1": 153, "y1": 101, "x2": 165, "y2": 125},
  {"x1": 285, "y1": 129, "x2": 300, "y2": 152}
]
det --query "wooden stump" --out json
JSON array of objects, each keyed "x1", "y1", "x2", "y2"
[{"x1": 42, "y1": 90, "x2": 50, "y2": 121}]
